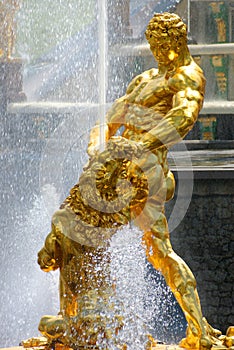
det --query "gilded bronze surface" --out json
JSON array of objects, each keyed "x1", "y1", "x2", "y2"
[{"x1": 23, "y1": 13, "x2": 232, "y2": 350}]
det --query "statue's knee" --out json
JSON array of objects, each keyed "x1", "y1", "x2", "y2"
[{"x1": 151, "y1": 217, "x2": 169, "y2": 240}]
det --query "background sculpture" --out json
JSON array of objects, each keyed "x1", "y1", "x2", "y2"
[{"x1": 23, "y1": 12, "x2": 233, "y2": 350}]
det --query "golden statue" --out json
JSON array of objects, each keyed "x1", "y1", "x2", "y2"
[
  {"x1": 0, "y1": 0, "x2": 20, "y2": 60},
  {"x1": 23, "y1": 13, "x2": 233, "y2": 350}
]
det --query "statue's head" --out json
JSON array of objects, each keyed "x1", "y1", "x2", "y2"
[{"x1": 145, "y1": 13, "x2": 188, "y2": 64}]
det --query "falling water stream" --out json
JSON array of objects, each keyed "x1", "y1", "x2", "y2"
[{"x1": 98, "y1": 0, "x2": 107, "y2": 151}]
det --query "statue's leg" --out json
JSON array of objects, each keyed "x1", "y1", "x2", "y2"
[
  {"x1": 141, "y1": 212, "x2": 212, "y2": 350},
  {"x1": 59, "y1": 274, "x2": 78, "y2": 317}
]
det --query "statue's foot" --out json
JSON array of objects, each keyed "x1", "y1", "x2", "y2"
[
  {"x1": 202, "y1": 319, "x2": 230, "y2": 349},
  {"x1": 179, "y1": 336, "x2": 197, "y2": 349},
  {"x1": 200, "y1": 336, "x2": 213, "y2": 350},
  {"x1": 179, "y1": 317, "x2": 230, "y2": 350},
  {"x1": 203, "y1": 318, "x2": 222, "y2": 339},
  {"x1": 179, "y1": 335, "x2": 212, "y2": 350}
]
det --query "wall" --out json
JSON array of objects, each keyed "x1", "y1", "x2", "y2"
[{"x1": 166, "y1": 172, "x2": 234, "y2": 333}]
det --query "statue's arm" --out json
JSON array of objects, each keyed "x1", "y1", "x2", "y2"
[
  {"x1": 140, "y1": 69, "x2": 205, "y2": 150},
  {"x1": 87, "y1": 96, "x2": 128, "y2": 157},
  {"x1": 104, "y1": 70, "x2": 157, "y2": 133},
  {"x1": 87, "y1": 68, "x2": 158, "y2": 156}
]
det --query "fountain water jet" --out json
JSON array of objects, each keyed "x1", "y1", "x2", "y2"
[{"x1": 97, "y1": 0, "x2": 108, "y2": 151}]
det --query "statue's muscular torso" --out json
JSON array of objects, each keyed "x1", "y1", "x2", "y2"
[
  {"x1": 103, "y1": 60, "x2": 204, "y2": 201},
  {"x1": 120, "y1": 68, "x2": 175, "y2": 199}
]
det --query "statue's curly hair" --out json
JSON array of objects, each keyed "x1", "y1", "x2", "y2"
[{"x1": 145, "y1": 12, "x2": 187, "y2": 42}]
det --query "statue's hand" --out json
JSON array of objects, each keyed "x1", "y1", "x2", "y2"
[
  {"x1": 38, "y1": 248, "x2": 57, "y2": 272},
  {"x1": 87, "y1": 122, "x2": 109, "y2": 158}
]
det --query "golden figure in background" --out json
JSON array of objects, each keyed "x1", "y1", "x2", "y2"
[
  {"x1": 23, "y1": 12, "x2": 233, "y2": 350},
  {"x1": 0, "y1": 0, "x2": 20, "y2": 60}
]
